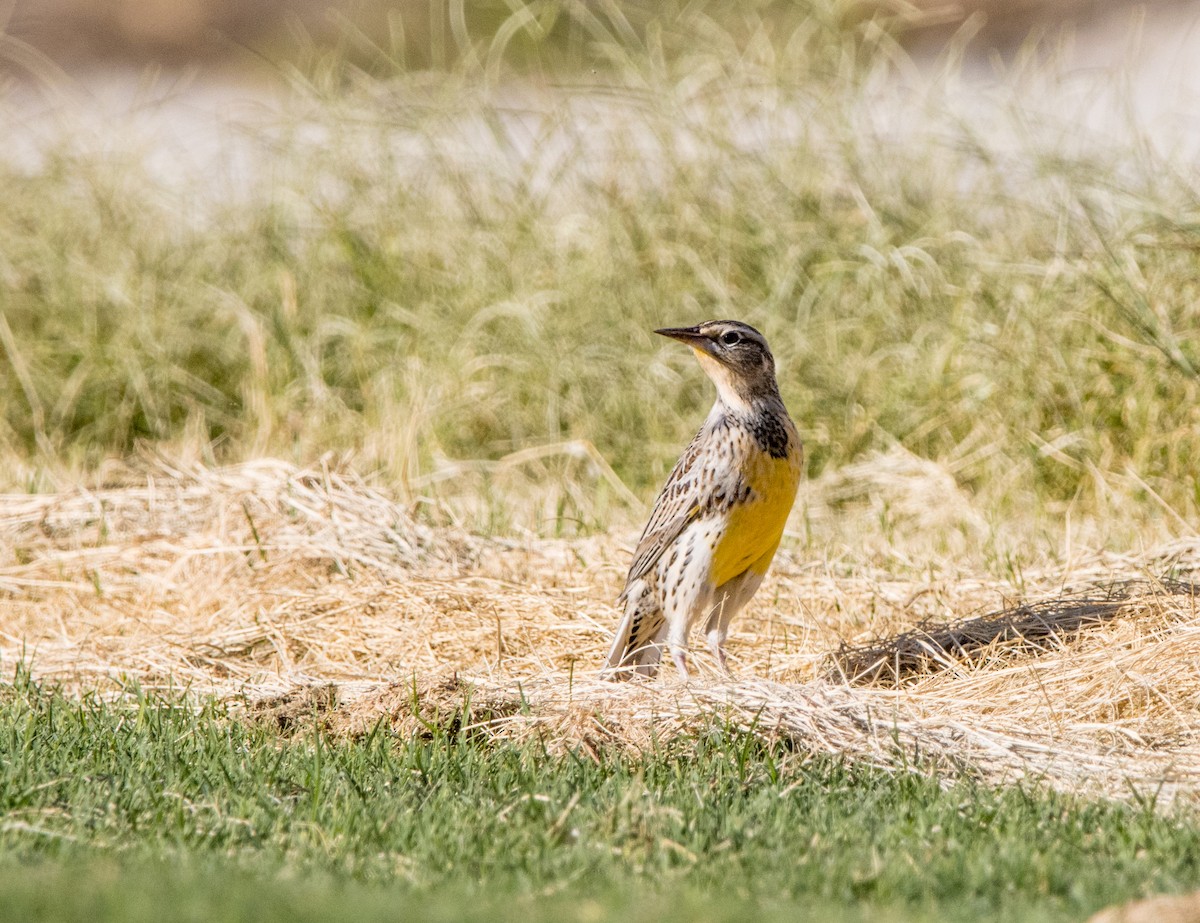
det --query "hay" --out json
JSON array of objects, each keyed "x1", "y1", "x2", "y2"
[
  {"x1": 0, "y1": 456, "x2": 454, "y2": 581},
  {"x1": 3, "y1": 458, "x2": 1200, "y2": 803}
]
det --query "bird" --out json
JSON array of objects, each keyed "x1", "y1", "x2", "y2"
[{"x1": 603, "y1": 320, "x2": 803, "y2": 681}]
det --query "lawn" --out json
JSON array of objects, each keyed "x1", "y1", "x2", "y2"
[{"x1": 2, "y1": 675, "x2": 1198, "y2": 923}]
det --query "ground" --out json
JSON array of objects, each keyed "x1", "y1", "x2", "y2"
[{"x1": 4, "y1": 458, "x2": 1199, "y2": 809}]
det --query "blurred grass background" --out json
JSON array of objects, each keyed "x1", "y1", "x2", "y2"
[{"x1": 2, "y1": 0, "x2": 1199, "y2": 546}]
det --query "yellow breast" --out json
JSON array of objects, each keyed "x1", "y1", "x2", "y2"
[{"x1": 709, "y1": 444, "x2": 802, "y2": 588}]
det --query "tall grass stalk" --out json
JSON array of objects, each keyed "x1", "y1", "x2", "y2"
[{"x1": 2, "y1": 1, "x2": 1198, "y2": 549}]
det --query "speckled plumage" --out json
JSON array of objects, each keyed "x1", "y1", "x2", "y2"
[{"x1": 604, "y1": 321, "x2": 803, "y2": 681}]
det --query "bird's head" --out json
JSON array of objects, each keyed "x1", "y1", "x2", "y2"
[{"x1": 655, "y1": 320, "x2": 780, "y2": 410}]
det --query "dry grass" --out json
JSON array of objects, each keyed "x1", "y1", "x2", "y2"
[{"x1": 3, "y1": 457, "x2": 1200, "y2": 804}]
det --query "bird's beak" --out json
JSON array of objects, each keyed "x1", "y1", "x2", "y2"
[{"x1": 655, "y1": 326, "x2": 714, "y2": 354}]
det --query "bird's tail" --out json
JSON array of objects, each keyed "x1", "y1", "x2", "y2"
[{"x1": 602, "y1": 583, "x2": 665, "y2": 680}]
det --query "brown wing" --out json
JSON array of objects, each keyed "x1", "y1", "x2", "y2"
[{"x1": 619, "y1": 426, "x2": 712, "y2": 599}]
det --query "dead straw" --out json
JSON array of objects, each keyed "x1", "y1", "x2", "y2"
[{"x1": 2, "y1": 458, "x2": 1200, "y2": 805}]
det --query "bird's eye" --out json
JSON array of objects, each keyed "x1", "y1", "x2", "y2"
[{"x1": 720, "y1": 331, "x2": 741, "y2": 347}]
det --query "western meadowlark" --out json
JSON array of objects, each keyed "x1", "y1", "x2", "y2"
[{"x1": 604, "y1": 320, "x2": 803, "y2": 681}]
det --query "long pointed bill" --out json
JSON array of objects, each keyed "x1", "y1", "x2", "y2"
[
  {"x1": 655, "y1": 326, "x2": 713, "y2": 352},
  {"x1": 656, "y1": 324, "x2": 743, "y2": 410}
]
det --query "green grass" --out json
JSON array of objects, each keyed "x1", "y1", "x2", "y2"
[
  {"x1": 3, "y1": 1, "x2": 1200, "y2": 543},
  {"x1": 1, "y1": 673, "x2": 1198, "y2": 922}
]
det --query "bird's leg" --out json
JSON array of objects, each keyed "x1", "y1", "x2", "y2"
[
  {"x1": 664, "y1": 616, "x2": 691, "y2": 681},
  {"x1": 703, "y1": 592, "x2": 734, "y2": 677},
  {"x1": 671, "y1": 647, "x2": 690, "y2": 681},
  {"x1": 706, "y1": 627, "x2": 730, "y2": 675}
]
